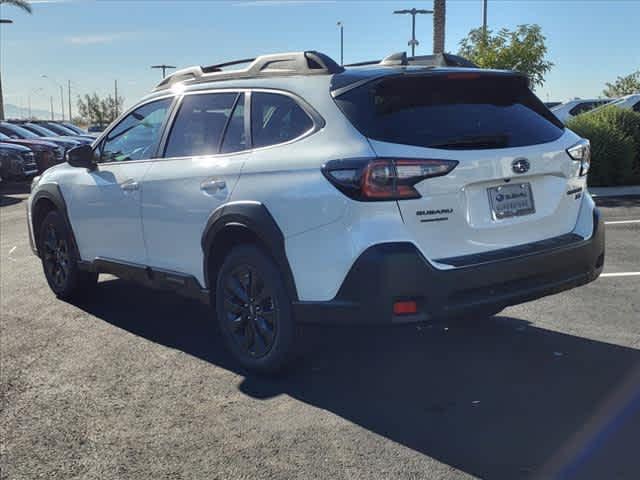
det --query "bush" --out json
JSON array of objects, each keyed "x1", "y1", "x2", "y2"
[{"x1": 567, "y1": 106, "x2": 640, "y2": 186}]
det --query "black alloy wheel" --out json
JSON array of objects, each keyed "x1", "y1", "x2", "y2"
[
  {"x1": 215, "y1": 244, "x2": 295, "y2": 373},
  {"x1": 42, "y1": 223, "x2": 71, "y2": 290},
  {"x1": 223, "y1": 264, "x2": 278, "y2": 358}
]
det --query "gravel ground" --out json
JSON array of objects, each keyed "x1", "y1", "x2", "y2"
[{"x1": 1, "y1": 184, "x2": 639, "y2": 480}]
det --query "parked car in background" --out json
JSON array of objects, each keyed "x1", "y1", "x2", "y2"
[
  {"x1": 0, "y1": 122, "x2": 81, "y2": 154},
  {"x1": 551, "y1": 98, "x2": 612, "y2": 124},
  {"x1": 606, "y1": 93, "x2": 640, "y2": 112},
  {"x1": 0, "y1": 142, "x2": 38, "y2": 181},
  {"x1": 12, "y1": 122, "x2": 93, "y2": 145},
  {"x1": 87, "y1": 124, "x2": 107, "y2": 133},
  {"x1": 544, "y1": 101, "x2": 562, "y2": 109},
  {"x1": 59, "y1": 121, "x2": 98, "y2": 138},
  {"x1": 30, "y1": 121, "x2": 96, "y2": 141},
  {"x1": 0, "y1": 132, "x2": 63, "y2": 173}
]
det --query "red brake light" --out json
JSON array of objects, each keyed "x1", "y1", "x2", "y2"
[
  {"x1": 393, "y1": 300, "x2": 417, "y2": 315},
  {"x1": 322, "y1": 157, "x2": 458, "y2": 201}
]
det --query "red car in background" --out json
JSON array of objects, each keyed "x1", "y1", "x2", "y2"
[{"x1": 0, "y1": 132, "x2": 64, "y2": 174}]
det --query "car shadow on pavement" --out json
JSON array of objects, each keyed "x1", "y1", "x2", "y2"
[
  {"x1": 77, "y1": 278, "x2": 640, "y2": 480},
  {"x1": 0, "y1": 180, "x2": 29, "y2": 207}
]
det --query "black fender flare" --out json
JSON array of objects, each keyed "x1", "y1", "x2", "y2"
[
  {"x1": 201, "y1": 201, "x2": 298, "y2": 301},
  {"x1": 31, "y1": 183, "x2": 80, "y2": 259}
]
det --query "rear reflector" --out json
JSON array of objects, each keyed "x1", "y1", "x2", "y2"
[{"x1": 393, "y1": 300, "x2": 417, "y2": 315}]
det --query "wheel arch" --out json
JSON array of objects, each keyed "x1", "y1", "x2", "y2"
[
  {"x1": 202, "y1": 201, "x2": 299, "y2": 301},
  {"x1": 31, "y1": 184, "x2": 80, "y2": 259}
]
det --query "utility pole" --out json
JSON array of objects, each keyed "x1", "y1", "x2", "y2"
[
  {"x1": 482, "y1": 0, "x2": 488, "y2": 43},
  {"x1": 68, "y1": 80, "x2": 72, "y2": 121},
  {"x1": 0, "y1": 19, "x2": 14, "y2": 121},
  {"x1": 50, "y1": 96, "x2": 54, "y2": 121},
  {"x1": 59, "y1": 84, "x2": 64, "y2": 121},
  {"x1": 114, "y1": 79, "x2": 119, "y2": 118},
  {"x1": 337, "y1": 21, "x2": 344, "y2": 65},
  {"x1": 393, "y1": 8, "x2": 433, "y2": 57},
  {"x1": 151, "y1": 64, "x2": 176, "y2": 78}
]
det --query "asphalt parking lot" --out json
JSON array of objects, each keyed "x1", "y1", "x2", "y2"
[{"x1": 1, "y1": 183, "x2": 639, "y2": 480}]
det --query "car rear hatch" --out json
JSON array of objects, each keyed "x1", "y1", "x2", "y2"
[{"x1": 333, "y1": 70, "x2": 587, "y2": 264}]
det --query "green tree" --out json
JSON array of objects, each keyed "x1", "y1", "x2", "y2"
[
  {"x1": 458, "y1": 24, "x2": 553, "y2": 89},
  {"x1": 0, "y1": 0, "x2": 33, "y2": 120},
  {"x1": 603, "y1": 70, "x2": 640, "y2": 97},
  {"x1": 77, "y1": 92, "x2": 124, "y2": 127}
]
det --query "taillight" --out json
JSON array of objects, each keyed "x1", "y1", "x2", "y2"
[
  {"x1": 322, "y1": 157, "x2": 458, "y2": 201},
  {"x1": 567, "y1": 139, "x2": 590, "y2": 177}
]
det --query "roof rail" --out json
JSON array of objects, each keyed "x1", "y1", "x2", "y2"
[
  {"x1": 154, "y1": 51, "x2": 344, "y2": 91},
  {"x1": 344, "y1": 52, "x2": 477, "y2": 69}
]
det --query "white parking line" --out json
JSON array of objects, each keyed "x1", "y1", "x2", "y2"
[
  {"x1": 605, "y1": 220, "x2": 640, "y2": 225},
  {"x1": 600, "y1": 272, "x2": 640, "y2": 278}
]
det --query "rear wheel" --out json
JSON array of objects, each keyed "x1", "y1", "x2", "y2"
[
  {"x1": 39, "y1": 210, "x2": 98, "y2": 300},
  {"x1": 215, "y1": 244, "x2": 295, "y2": 374}
]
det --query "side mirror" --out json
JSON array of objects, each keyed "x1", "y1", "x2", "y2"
[{"x1": 67, "y1": 144, "x2": 96, "y2": 170}]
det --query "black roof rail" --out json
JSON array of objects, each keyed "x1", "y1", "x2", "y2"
[
  {"x1": 154, "y1": 51, "x2": 344, "y2": 91},
  {"x1": 344, "y1": 52, "x2": 477, "y2": 69},
  {"x1": 408, "y1": 53, "x2": 477, "y2": 68}
]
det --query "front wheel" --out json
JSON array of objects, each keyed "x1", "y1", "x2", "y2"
[
  {"x1": 38, "y1": 210, "x2": 98, "y2": 300},
  {"x1": 215, "y1": 244, "x2": 295, "y2": 374}
]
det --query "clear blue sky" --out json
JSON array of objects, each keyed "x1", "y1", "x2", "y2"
[{"x1": 1, "y1": 0, "x2": 638, "y2": 116}]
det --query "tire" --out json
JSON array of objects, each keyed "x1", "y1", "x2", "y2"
[
  {"x1": 38, "y1": 210, "x2": 98, "y2": 300},
  {"x1": 215, "y1": 244, "x2": 295, "y2": 374}
]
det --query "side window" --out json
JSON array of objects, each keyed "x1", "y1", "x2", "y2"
[
  {"x1": 164, "y1": 92, "x2": 238, "y2": 158},
  {"x1": 100, "y1": 98, "x2": 172, "y2": 163},
  {"x1": 251, "y1": 92, "x2": 314, "y2": 148},
  {"x1": 569, "y1": 102, "x2": 593, "y2": 116},
  {"x1": 633, "y1": 101, "x2": 640, "y2": 113}
]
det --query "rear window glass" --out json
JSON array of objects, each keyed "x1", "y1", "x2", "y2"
[{"x1": 334, "y1": 74, "x2": 564, "y2": 149}]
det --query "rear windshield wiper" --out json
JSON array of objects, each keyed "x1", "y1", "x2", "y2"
[{"x1": 427, "y1": 134, "x2": 509, "y2": 149}]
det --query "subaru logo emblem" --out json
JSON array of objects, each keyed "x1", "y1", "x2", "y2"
[{"x1": 512, "y1": 158, "x2": 530, "y2": 174}]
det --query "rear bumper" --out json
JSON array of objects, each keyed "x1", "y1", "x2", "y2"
[{"x1": 293, "y1": 209, "x2": 605, "y2": 325}]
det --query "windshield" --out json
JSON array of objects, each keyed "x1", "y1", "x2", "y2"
[
  {"x1": 334, "y1": 73, "x2": 565, "y2": 149},
  {"x1": 0, "y1": 123, "x2": 39, "y2": 139},
  {"x1": 42, "y1": 123, "x2": 76, "y2": 135},
  {"x1": 61, "y1": 122, "x2": 87, "y2": 134},
  {"x1": 25, "y1": 124, "x2": 57, "y2": 136}
]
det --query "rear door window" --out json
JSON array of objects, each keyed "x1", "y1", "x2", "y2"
[
  {"x1": 251, "y1": 92, "x2": 313, "y2": 148},
  {"x1": 164, "y1": 92, "x2": 239, "y2": 158},
  {"x1": 334, "y1": 74, "x2": 565, "y2": 149}
]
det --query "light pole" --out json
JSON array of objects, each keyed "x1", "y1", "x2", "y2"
[
  {"x1": 0, "y1": 19, "x2": 14, "y2": 121},
  {"x1": 393, "y1": 8, "x2": 433, "y2": 57},
  {"x1": 28, "y1": 87, "x2": 43, "y2": 119},
  {"x1": 42, "y1": 74, "x2": 65, "y2": 121},
  {"x1": 337, "y1": 21, "x2": 344, "y2": 66},
  {"x1": 151, "y1": 64, "x2": 176, "y2": 78}
]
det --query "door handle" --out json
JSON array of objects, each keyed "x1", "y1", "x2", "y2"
[
  {"x1": 200, "y1": 178, "x2": 226, "y2": 193},
  {"x1": 120, "y1": 179, "x2": 139, "y2": 192}
]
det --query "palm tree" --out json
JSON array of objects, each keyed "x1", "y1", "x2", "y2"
[
  {"x1": 433, "y1": 0, "x2": 445, "y2": 54},
  {"x1": 0, "y1": 0, "x2": 32, "y2": 120}
]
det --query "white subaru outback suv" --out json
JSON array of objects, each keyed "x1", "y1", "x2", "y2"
[{"x1": 28, "y1": 51, "x2": 604, "y2": 373}]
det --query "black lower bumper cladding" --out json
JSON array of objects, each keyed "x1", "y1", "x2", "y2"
[{"x1": 293, "y1": 210, "x2": 605, "y2": 325}]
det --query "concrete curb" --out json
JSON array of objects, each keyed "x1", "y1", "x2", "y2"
[{"x1": 589, "y1": 186, "x2": 640, "y2": 197}]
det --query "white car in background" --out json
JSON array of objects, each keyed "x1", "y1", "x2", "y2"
[
  {"x1": 551, "y1": 98, "x2": 612, "y2": 124},
  {"x1": 606, "y1": 93, "x2": 640, "y2": 112}
]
